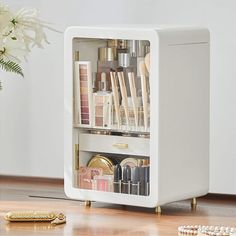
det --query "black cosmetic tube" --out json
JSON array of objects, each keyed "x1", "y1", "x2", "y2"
[
  {"x1": 113, "y1": 164, "x2": 122, "y2": 193},
  {"x1": 144, "y1": 166, "x2": 150, "y2": 196},
  {"x1": 122, "y1": 165, "x2": 131, "y2": 194},
  {"x1": 131, "y1": 166, "x2": 140, "y2": 195}
]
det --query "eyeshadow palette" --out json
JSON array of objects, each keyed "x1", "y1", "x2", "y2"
[
  {"x1": 74, "y1": 61, "x2": 93, "y2": 127},
  {"x1": 78, "y1": 166, "x2": 103, "y2": 190},
  {"x1": 93, "y1": 93, "x2": 112, "y2": 128}
]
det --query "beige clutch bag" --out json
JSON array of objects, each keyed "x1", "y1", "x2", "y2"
[{"x1": 4, "y1": 211, "x2": 66, "y2": 225}]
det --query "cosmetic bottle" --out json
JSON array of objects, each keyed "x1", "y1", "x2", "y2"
[
  {"x1": 117, "y1": 53, "x2": 136, "y2": 98},
  {"x1": 97, "y1": 47, "x2": 118, "y2": 73},
  {"x1": 113, "y1": 164, "x2": 122, "y2": 193},
  {"x1": 108, "y1": 39, "x2": 128, "y2": 54},
  {"x1": 128, "y1": 40, "x2": 138, "y2": 73},
  {"x1": 93, "y1": 72, "x2": 113, "y2": 128},
  {"x1": 131, "y1": 166, "x2": 140, "y2": 195},
  {"x1": 122, "y1": 165, "x2": 131, "y2": 194}
]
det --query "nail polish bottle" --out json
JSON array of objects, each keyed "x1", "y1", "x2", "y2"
[
  {"x1": 113, "y1": 164, "x2": 122, "y2": 193},
  {"x1": 122, "y1": 165, "x2": 131, "y2": 194}
]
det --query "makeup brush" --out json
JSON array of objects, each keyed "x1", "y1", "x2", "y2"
[
  {"x1": 139, "y1": 61, "x2": 148, "y2": 131},
  {"x1": 144, "y1": 53, "x2": 150, "y2": 74},
  {"x1": 128, "y1": 72, "x2": 138, "y2": 130},
  {"x1": 110, "y1": 71, "x2": 120, "y2": 129},
  {"x1": 117, "y1": 71, "x2": 129, "y2": 127}
]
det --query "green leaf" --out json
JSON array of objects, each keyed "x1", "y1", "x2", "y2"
[{"x1": 0, "y1": 59, "x2": 24, "y2": 77}]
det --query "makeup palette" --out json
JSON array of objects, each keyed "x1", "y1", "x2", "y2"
[
  {"x1": 93, "y1": 93, "x2": 112, "y2": 128},
  {"x1": 93, "y1": 175, "x2": 113, "y2": 192},
  {"x1": 75, "y1": 61, "x2": 92, "y2": 127},
  {"x1": 78, "y1": 166, "x2": 103, "y2": 190}
]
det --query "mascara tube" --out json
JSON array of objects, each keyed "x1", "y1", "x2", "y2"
[
  {"x1": 113, "y1": 164, "x2": 122, "y2": 193},
  {"x1": 122, "y1": 165, "x2": 131, "y2": 194},
  {"x1": 131, "y1": 166, "x2": 140, "y2": 195}
]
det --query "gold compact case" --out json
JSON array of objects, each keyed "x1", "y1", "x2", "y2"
[{"x1": 87, "y1": 155, "x2": 114, "y2": 175}]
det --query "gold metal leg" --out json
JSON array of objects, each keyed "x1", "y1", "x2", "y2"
[
  {"x1": 155, "y1": 206, "x2": 161, "y2": 214},
  {"x1": 85, "y1": 200, "x2": 91, "y2": 207},
  {"x1": 191, "y1": 197, "x2": 197, "y2": 210}
]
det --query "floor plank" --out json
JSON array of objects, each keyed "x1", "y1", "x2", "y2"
[{"x1": 0, "y1": 177, "x2": 236, "y2": 236}]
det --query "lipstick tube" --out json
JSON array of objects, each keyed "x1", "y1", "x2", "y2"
[
  {"x1": 140, "y1": 166, "x2": 150, "y2": 196},
  {"x1": 131, "y1": 166, "x2": 140, "y2": 195},
  {"x1": 122, "y1": 165, "x2": 131, "y2": 194},
  {"x1": 145, "y1": 166, "x2": 150, "y2": 196},
  {"x1": 113, "y1": 164, "x2": 122, "y2": 193}
]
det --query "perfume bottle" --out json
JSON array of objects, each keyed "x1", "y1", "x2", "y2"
[{"x1": 93, "y1": 72, "x2": 113, "y2": 128}]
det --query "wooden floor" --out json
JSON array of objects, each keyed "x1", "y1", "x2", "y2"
[{"x1": 0, "y1": 176, "x2": 236, "y2": 236}]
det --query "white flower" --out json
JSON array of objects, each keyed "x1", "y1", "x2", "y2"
[
  {"x1": 4, "y1": 7, "x2": 50, "y2": 51},
  {"x1": 0, "y1": 2, "x2": 59, "y2": 83},
  {"x1": 0, "y1": 3, "x2": 12, "y2": 35},
  {"x1": 0, "y1": 39, "x2": 28, "y2": 63}
]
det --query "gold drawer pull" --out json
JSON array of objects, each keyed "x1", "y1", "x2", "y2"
[{"x1": 112, "y1": 143, "x2": 129, "y2": 149}]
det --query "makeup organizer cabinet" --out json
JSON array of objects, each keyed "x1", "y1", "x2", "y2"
[{"x1": 64, "y1": 26, "x2": 210, "y2": 212}]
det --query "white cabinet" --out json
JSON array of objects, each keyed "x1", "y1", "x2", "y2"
[{"x1": 64, "y1": 26, "x2": 210, "y2": 208}]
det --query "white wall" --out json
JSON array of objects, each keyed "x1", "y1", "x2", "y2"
[{"x1": 0, "y1": 0, "x2": 235, "y2": 194}]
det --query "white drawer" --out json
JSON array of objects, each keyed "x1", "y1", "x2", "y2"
[{"x1": 79, "y1": 133, "x2": 150, "y2": 156}]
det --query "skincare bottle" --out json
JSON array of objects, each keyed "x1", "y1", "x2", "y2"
[
  {"x1": 117, "y1": 53, "x2": 136, "y2": 97},
  {"x1": 97, "y1": 47, "x2": 118, "y2": 73},
  {"x1": 93, "y1": 72, "x2": 112, "y2": 128}
]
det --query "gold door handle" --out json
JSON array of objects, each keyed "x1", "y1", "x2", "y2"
[{"x1": 112, "y1": 143, "x2": 129, "y2": 149}]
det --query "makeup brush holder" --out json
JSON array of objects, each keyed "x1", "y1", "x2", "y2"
[
  {"x1": 65, "y1": 26, "x2": 210, "y2": 210},
  {"x1": 111, "y1": 105, "x2": 150, "y2": 132}
]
